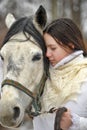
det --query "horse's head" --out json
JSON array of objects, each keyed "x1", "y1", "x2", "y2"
[{"x1": 0, "y1": 5, "x2": 48, "y2": 128}]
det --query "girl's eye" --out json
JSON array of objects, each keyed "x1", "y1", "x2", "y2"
[{"x1": 51, "y1": 48, "x2": 56, "y2": 50}]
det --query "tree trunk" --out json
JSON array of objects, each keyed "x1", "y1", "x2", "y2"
[
  {"x1": 51, "y1": 0, "x2": 58, "y2": 20},
  {"x1": 71, "y1": 0, "x2": 81, "y2": 29}
]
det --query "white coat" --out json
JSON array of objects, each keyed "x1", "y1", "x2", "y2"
[{"x1": 33, "y1": 51, "x2": 87, "y2": 130}]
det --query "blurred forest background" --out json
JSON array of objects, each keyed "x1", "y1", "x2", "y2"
[
  {"x1": 0, "y1": 0, "x2": 87, "y2": 129},
  {"x1": 0, "y1": 0, "x2": 87, "y2": 45}
]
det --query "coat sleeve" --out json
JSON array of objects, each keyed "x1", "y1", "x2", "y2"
[
  {"x1": 65, "y1": 82, "x2": 87, "y2": 130},
  {"x1": 68, "y1": 112, "x2": 87, "y2": 130}
]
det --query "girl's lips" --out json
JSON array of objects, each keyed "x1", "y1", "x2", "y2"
[
  {"x1": 49, "y1": 59, "x2": 55, "y2": 62},
  {"x1": 48, "y1": 58, "x2": 56, "y2": 65}
]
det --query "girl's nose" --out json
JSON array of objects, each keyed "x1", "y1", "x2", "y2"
[{"x1": 46, "y1": 50, "x2": 51, "y2": 58}]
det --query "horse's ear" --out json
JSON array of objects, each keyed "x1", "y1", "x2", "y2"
[
  {"x1": 5, "y1": 13, "x2": 16, "y2": 28},
  {"x1": 33, "y1": 5, "x2": 47, "y2": 33}
]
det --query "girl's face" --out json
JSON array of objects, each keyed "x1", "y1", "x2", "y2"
[{"x1": 44, "y1": 33, "x2": 74, "y2": 66}]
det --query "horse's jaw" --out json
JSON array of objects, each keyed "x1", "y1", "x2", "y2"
[
  {"x1": 0, "y1": 81, "x2": 35, "y2": 128},
  {"x1": 0, "y1": 74, "x2": 43, "y2": 128}
]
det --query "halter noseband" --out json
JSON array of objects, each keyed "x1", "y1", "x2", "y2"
[{"x1": 1, "y1": 71, "x2": 47, "y2": 117}]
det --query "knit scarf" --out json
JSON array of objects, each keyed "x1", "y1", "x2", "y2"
[{"x1": 42, "y1": 54, "x2": 87, "y2": 111}]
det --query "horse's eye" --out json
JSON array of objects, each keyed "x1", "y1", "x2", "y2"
[{"x1": 32, "y1": 53, "x2": 41, "y2": 61}]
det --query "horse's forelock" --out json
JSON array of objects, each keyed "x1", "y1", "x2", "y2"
[{"x1": 2, "y1": 16, "x2": 45, "y2": 52}]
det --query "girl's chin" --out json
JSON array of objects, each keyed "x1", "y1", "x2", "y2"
[{"x1": 50, "y1": 62, "x2": 56, "y2": 66}]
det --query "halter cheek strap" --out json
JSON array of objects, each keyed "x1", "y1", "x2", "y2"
[{"x1": 2, "y1": 79, "x2": 36, "y2": 99}]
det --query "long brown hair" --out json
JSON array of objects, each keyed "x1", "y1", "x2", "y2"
[{"x1": 44, "y1": 18, "x2": 87, "y2": 56}]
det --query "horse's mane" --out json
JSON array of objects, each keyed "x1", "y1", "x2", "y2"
[{"x1": 2, "y1": 16, "x2": 49, "y2": 76}]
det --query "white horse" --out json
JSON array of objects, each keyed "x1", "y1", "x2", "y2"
[
  {"x1": 0, "y1": 5, "x2": 67, "y2": 130},
  {"x1": 0, "y1": 5, "x2": 49, "y2": 130}
]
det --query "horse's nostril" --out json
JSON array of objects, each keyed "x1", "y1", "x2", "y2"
[{"x1": 13, "y1": 107, "x2": 20, "y2": 120}]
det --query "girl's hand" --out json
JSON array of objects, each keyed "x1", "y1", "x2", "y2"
[{"x1": 60, "y1": 109, "x2": 72, "y2": 130}]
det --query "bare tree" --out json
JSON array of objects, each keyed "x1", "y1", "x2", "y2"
[
  {"x1": 51, "y1": 0, "x2": 58, "y2": 20},
  {"x1": 71, "y1": 0, "x2": 82, "y2": 29}
]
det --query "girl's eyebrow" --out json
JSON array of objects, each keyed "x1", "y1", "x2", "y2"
[{"x1": 47, "y1": 44, "x2": 57, "y2": 47}]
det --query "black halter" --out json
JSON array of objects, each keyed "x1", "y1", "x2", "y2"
[{"x1": 1, "y1": 71, "x2": 47, "y2": 117}]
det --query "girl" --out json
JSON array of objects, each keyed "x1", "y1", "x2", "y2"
[{"x1": 33, "y1": 18, "x2": 87, "y2": 130}]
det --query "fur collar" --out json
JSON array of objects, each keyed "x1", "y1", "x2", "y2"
[{"x1": 42, "y1": 51, "x2": 87, "y2": 111}]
